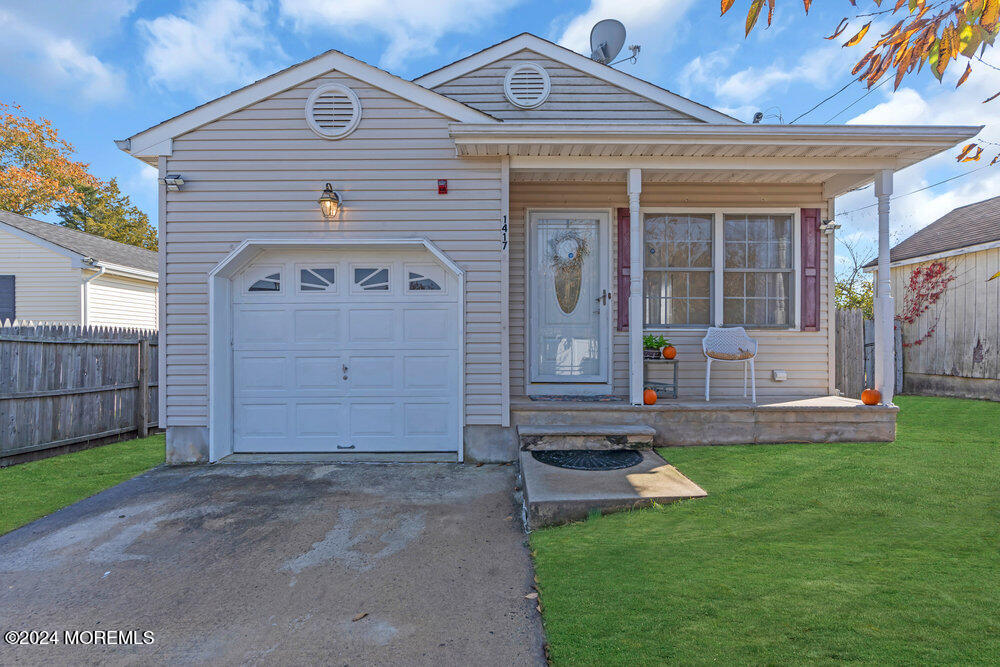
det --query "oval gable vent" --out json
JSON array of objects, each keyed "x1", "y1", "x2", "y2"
[
  {"x1": 305, "y1": 83, "x2": 362, "y2": 139},
  {"x1": 504, "y1": 63, "x2": 550, "y2": 109}
]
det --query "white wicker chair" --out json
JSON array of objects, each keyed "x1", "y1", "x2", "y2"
[{"x1": 702, "y1": 326, "x2": 758, "y2": 402}]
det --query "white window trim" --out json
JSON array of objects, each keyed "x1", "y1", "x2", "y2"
[
  {"x1": 641, "y1": 207, "x2": 801, "y2": 332},
  {"x1": 295, "y1": 264, "x2": 338, "y2": 294}
]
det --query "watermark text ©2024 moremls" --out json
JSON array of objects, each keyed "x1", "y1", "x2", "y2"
[{"x1": 4, "y1": 630, "x2": 155, "y2": 646}]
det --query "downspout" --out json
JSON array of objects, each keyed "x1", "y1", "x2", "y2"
[{"x1": 80, "y1": 259, "x2": 106, "y2": 326}]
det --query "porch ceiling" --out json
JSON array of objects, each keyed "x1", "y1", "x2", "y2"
[{"x1": 453, "y1": 122, "x2": 982, "y2": 197}]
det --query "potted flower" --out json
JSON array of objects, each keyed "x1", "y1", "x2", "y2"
[{"x1": 643, "y1": 334, "x2": 669, "y2": 360}]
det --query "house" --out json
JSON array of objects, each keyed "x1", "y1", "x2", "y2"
[
  {"x1": 865, "y1": 195, "x2": 1000, "y2": 401},
  {"x1": 0, "y1": 210, "x2": 158, "y2": 328},
  {"x1": 115, "y1": 33, "x2": 980, "y2": 464}
]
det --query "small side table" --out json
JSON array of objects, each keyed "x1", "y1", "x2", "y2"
[{"x1": 644, "y1": 358, "x2": 679, "y2": 399}]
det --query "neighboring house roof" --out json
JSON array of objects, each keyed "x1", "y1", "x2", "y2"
[
  {"x1": 864, "y1": 194, "x2": 1000, "y2": 268},
  {"x1": 413, "y1": 33, "x2": 738, "y2": 125},
  {"x1": 118, "y1": 48, "x2": 497, "y2": 162},
  {"x1": 0, "y1": 209, "x2": 158, "y2": 276}
]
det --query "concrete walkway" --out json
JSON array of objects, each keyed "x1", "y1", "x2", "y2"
[{"x1": 0, "y1": 464, "x2": 545, "y2": 665}]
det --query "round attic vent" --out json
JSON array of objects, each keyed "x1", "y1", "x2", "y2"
[
  {"x1": 305, "y1": 83, "x2": 362, "y2": 139},
  {"x1": 503, "y1": 63, "x2": 550, "y2": 109}
]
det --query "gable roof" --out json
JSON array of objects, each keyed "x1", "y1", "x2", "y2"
[
  {"x1": 118, "y1": 49, "x2": 498, "y2": 161},
  {"x1": 0, "y1": 209, "x2": 158, "y2": 276},
  {"x1": 413, "y1": 33, "x2": 739, "y2": 125},
  {"x1": 865, "y1": 194, "x2": 1000, "y2": 268}
]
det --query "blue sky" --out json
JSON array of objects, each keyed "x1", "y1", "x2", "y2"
[{"x1": 2, "y1": 0, "x2": 996, "y2": 272}]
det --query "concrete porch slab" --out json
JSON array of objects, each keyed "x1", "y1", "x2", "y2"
[{"x1": 520, "y1": 449, "x2": 707, "y2": 529}]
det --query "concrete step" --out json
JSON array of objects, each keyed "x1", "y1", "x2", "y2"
[
  {"x1": 519, "y1": 449, "x2": 707, "y2": 529},
  {"x1": 516, "y1": 424, "x2": 656, "y2": 451}
]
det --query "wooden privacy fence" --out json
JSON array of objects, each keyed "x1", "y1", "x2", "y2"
[
  {"x1": 0, "y1": 322, "x2": 158, "y2": 460},
  {"x1": 835, "y1": 308, "x2": 903, "y2": 399}
]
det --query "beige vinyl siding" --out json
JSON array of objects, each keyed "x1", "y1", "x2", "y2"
[
  {"x1": 85, "y1": 272, "x2": 158, "y2": 329},
  {"x1": 510, "y1": 181, "x2": 831, "y2": 399},
  {"x1": 431, "y1": 49, "x2": 698, "y2": 122},
  {"x1": 162, "y1": 70, "x2": 502, "y2": 427},
  {"x1": 889, "y1": 247, "x2": 1000, "y2": 380},
  {"x1": 0, "y1": 227, "x2": 81, "y2": 323}
]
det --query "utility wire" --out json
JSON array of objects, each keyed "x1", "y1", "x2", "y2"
[
  {"x1": 835, "y1": 164, "x2": 992, "y2": 218},
  {"x1": 824, "y1": 78, "x2": 889, "y2": 123},
  {"x1": 788, "y1": 78, "x2": 858, "y2": 124}
]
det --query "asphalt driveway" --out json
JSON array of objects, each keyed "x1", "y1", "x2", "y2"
[{"x1": 0, "y1": 463, "x2": 545, "y2": 665}]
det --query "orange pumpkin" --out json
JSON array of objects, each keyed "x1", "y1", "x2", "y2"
[
  {"x1": 861, "y1": 388, "x2": 882, "y2": 405},
  {"x1": 643, "y1": 388, "x2": 658, "y2": 405},
  {"x1": 661, "y1": 345, "x2": 677, "y2": 360}
]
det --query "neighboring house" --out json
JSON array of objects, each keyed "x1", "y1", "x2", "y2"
[
  {"x1": 865, "y1": 195, "x2": 1000, "y2": 401},
  {"x1": 0, "y1": 209, "x2": 158, "y2": 328},
  {"x1": 115, "y1": 33, "x2": 979, "y2": 463}
]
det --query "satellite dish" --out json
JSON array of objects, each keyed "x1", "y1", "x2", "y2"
[{"x1": 590, "y1": 19, "x2": 626, "y2": 64}]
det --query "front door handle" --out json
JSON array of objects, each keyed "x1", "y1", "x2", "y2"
[{"x1": 595, "y1": 289, "x2": 610, "y2": 306}]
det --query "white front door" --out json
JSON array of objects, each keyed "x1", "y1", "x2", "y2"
[
  {"x1": 230, "y1": 248, "x2": 461, "y2": 454},
  {"x1": 528, "y1": 212, "x2": 610, "y2": 387}
]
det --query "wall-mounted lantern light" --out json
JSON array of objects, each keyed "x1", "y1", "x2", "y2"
[
  {"x1": 161, "y1": 174, "x2": 185, "y2": 191},
  {"x1": 318, "y1": 183, "x2": 343, "y2": 219}
]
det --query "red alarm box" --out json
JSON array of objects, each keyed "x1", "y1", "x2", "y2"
[{"x1": 437, "y1": 179, "x2": 448, "y2": 194}]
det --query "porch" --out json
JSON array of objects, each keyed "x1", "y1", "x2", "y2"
[
  {"x1": 463, "y1": 122, "x2": 981, "y2": 440},
  {"x1": 511, "y1": 395, "x2": 898, "y2": 446}
]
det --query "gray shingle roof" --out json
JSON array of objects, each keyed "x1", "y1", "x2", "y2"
[
  {"x1": 865, "y1": 194, "x2": 1000, "y2": 267},
  {"x1": 0, "y1": 209, "x2": 158, "y2": 275}
]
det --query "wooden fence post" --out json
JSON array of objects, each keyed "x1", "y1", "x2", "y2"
[{"x1": 137, "y1": 338, "x2": 150, "y2": 438}]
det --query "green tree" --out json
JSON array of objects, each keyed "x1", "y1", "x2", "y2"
[{"x1": 55, "y1": 178, "x2": 158, "y2": 251}]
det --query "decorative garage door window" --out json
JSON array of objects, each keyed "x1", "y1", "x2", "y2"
[
  {"x1": 299, "y1": 267, "x2": 336, "y2": 292},
  {"x1": 353, "y1": 267, "x2": 390, "y2": 291},
  {"x1": 408, "y1": 272, "x2": 441, "y2": 291},
  {"x1": 248, "y1": 272, "x2": 281, "y2": 292},
  {"x1": 548, "y1": 228, "x2": 590, "y2": 314}
]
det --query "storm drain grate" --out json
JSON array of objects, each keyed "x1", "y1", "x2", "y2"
[{"x1": 531, "y1": 449, "x2": 643, "y2": 471}]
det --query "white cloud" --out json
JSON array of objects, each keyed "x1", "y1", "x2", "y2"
[
  {"x1": 278, "y1": 0, "x2": 520, "y2": 71},
  {"x1": 0, "y1": 2, "x2": 133, "y2": 102},
  {"x1": 139, "y1": 0, "x2": 287, "y2": 98},
  {"x1": 835, "y1": 61, "x2": 999, "y2": 266}
]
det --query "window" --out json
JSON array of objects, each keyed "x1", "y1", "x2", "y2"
[
  {"x1": 642, "y1": 214, "x2": 712, "y2": 326},
  {"x1": 353, "y1": 267, "x2": 389, "y2": 291},
  {"x1": 723, "y1": 214, "x2": 794, "y2": 327},
  {"x1": 408, "y1": 271, "x2": 441, "y2": 291},
  {"x1": 299, "y1": 267, "x2": 336, "y2": 292},
  {"x1": 0, "y1": 275, "x2": 14, "y2": 322},
  {"x1": 248, "y1": 272, "x2": 280, "y2": 292}
]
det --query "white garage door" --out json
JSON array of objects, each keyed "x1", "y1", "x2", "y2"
[{"x1": 231, "y1": 248, "x2": 461, "y2": 454}]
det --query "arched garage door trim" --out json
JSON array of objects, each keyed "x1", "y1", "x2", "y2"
[{"x1": 207, "y1": 238, "x2": 465, "y2": 462}]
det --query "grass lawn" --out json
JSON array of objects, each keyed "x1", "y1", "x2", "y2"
[
  {"x1": 0, "y1": 434, "x2": 165, "y2": 536},
  {"x1": 530, "y1": 396, "x2": 1000, "y2": 664}
]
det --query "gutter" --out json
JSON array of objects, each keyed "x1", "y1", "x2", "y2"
[{"x1": 80, "y1": 259, "x2": 106, "y2": 326}]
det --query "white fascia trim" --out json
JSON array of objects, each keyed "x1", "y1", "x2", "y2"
[
  {"x1": 123, "y1": 51, "x2": 498, "y2": 158},
  {"x1": 209, "y1": 238, "x2": 465, "y2": 279},
  {"x1": 863, "y1": 238, "x2": 1000, "y2": 272},
  {"x1": 450, "y1": 122, "x2": 983, "y2": 148},
  {"x1": 98, "y1": 262, "x2": 159, "y2": 282},
  {"x1": 415, "y1": 34, "x2": 738, "y2": 125},
  {"x1": 0, "y1": 220, "x2": 89, "y2": 268}
]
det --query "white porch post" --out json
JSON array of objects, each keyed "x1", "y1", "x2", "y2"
[
  {"x1": 874, "y1": 169, "x2": 895, "y2": 404},
  {"x1": 628, "y1": 168, "x2": 643, "y2": 405}
]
